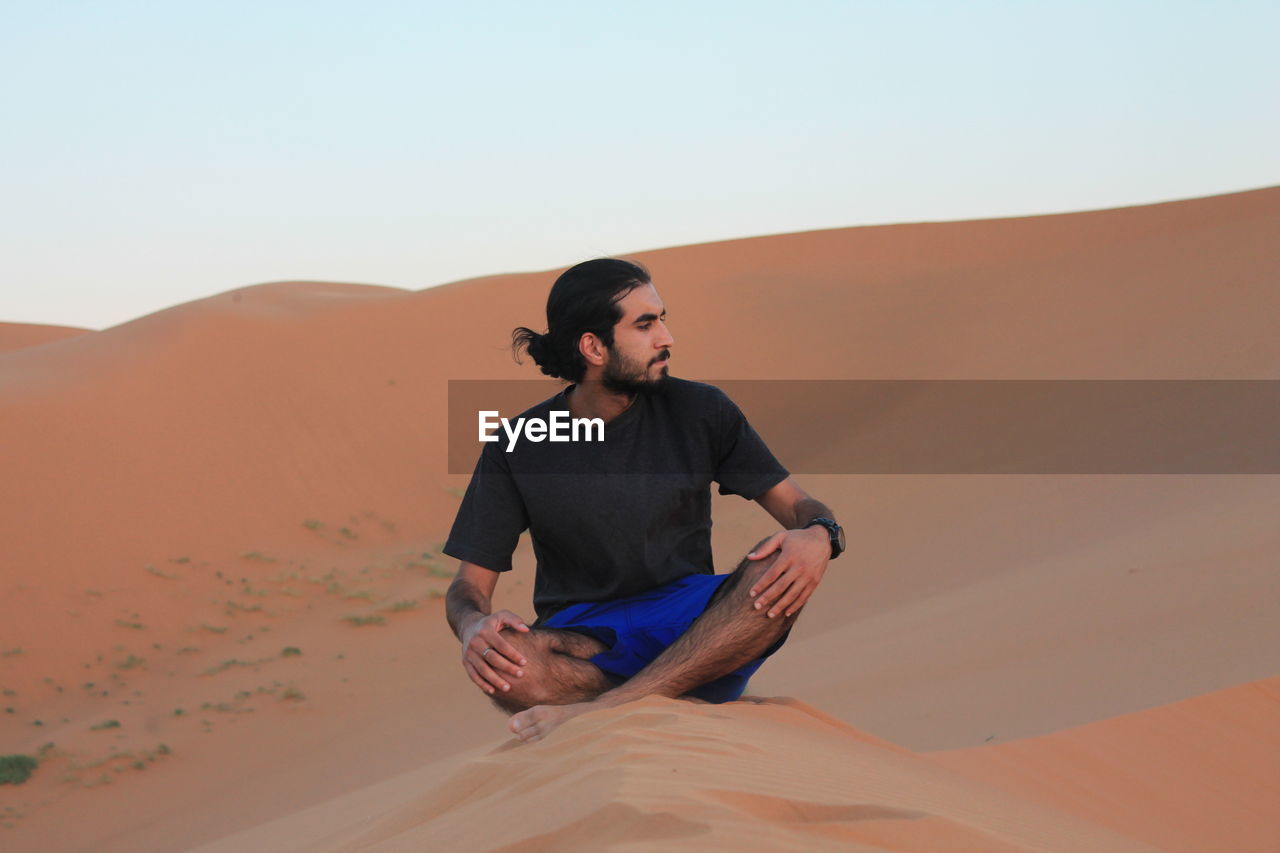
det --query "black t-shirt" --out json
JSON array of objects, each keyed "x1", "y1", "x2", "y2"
[{"x1": 443, "y1": 377, "x2": 789, "y2": 623}]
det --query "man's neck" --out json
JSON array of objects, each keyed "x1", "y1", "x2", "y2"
[{"x1": 566, "y1": 380, "x2": 635, "y2": 425}]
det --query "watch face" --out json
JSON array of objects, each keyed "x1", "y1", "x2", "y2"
[{"x1": 836, "y1": 524, "x2": 847, "y2": 554}]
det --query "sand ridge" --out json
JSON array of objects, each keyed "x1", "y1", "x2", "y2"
[
  {"x1": 2, "y1": 186, "x2": 1278, "y2": 850},
  {"x1": 931, "y1": 676, "x2": 1280, "y2": 853},
  {"x1": 0, "y1": 323, "x2": 91, "y2": 354},
  {"x1": 195, "y1": 696, "x2": 1161, "y2": 852}
]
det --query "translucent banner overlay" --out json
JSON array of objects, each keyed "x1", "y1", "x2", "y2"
[{"x1": 448, "y1": 380, "x2": 1280, "y2": 474}]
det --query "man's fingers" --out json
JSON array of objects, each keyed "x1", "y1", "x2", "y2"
[
  {"x1": 463, "y1": 661, "x2": 496, "y2": 695},
  {"x1": 469, "y1": 631, "x2": 528, "y2": 671},
  {"x1": 495, "y1": 611, "x2": 530, "y2": 633},
  {"x1": 480, "y1": 649, "x2": 524, "y2": 677},
  {"x1": 489, "y1": 632, "x2": 529, "y2": 668},
  {"x1": 754, "y1": 573, "x2": 797, "y2": 613},
  {"x1": 475, "y1": 659, "x2": 512, "y2": 692},
  {"x1": 768, "y1": 579, "x2": 808, "y2": 618},
  {"x1": 749, "y1": 558, "x2": 789, "y2": 600},
  {"x1": 466, "y1": 642, "x2": 514, "y2": 690},
  {"x1": 746, "y1": 533, "x2": 784, "y2": 560},
  {"x1": 751, "y1": 560, "x2": 792, "y2": 605},
  {"x1": 784, "y1": 586, "x2": 814, "y2": 618},
  {"x1": 471, "y1": 640, "x2": 519, "y2": 681}
]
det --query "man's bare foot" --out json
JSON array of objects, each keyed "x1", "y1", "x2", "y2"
[{"x1": 509, "y1": 701, "x2": 596, "y2": 743}]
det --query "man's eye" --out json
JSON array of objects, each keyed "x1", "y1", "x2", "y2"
[{"x1": 637, "y1": 323, "x2": 651, "y2": 330}]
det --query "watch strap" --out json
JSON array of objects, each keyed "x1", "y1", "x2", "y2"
[{"x1": 804, "y1": 517, "x2": 844, "y2": 560}]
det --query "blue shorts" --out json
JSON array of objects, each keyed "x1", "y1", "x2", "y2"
[{"x1": 539, "y1": 572, "x2": 791, "y2": 704}]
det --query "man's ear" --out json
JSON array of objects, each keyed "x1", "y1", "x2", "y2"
[{"x1": 579, "y1": 332, "x2": 607, "y2": 367}]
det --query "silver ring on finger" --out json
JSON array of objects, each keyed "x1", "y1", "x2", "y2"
[{"x1": 481, "y1": 647, "x2": 493, "y2": 659}]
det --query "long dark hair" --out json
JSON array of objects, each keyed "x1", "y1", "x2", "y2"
[{"x1": 512, "y1": 258, "x2": 650, "y2": 382}]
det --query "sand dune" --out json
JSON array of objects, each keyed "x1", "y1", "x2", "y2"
[
  {"x1": 195, "y1": 696, "x2": 1158, "y2": 853},
  {"x1": 192, "y1": 677, "x2": 1279, "y2": 853},
  {"x1": 0, "y1": 322, "x2": 91, "y2": 353},
  {"x1": 1, "y1": 186, "x2": 1278, "y2": 851},
  {"x1": 932, "y1": 675, "x2": 1280, "y2": 853}
]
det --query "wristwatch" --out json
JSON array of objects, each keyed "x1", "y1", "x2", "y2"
[{"x1": 804, "y1": 517, "x2": 846, "y2": 560}]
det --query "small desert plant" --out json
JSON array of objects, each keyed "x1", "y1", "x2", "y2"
[
  {"x1": 0, "y1": 755, "x2": 38, "y2": 785},
  {"x1": 280, "y1": 647, "x2": 302, "y2": 657},
  {"x1": 202, "y1": 659, "x2": 244, "y2": 676},
  {"x1": 224, "y1": 601, "x2": 263, "y2": 614},
  {"x1": 342, "y1": 614, "x2": 386, "y2": 627},
  {"x1": 90, "y1": 720, "x2": 121, "y2": 731},
  {"x1": 201, "y1": 702, "x2": 242, "y2": 713},
  {"x1": 386, "y1": 599, "x2": 418, "y2": 612}
]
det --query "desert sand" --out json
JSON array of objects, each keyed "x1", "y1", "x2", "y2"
[
  {"x1": 0, "y1": 323, "x2": 90, "y2": 353},
  {"x1": 1, "y1": 186, "x2": 1278, "y2": 851}
]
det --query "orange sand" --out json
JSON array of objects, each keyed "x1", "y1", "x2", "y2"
[
  {"x1": 0, "y1": 322, "x2": 90, "y2": 353},
  {"x1": 1, "y1": 186, "x2": 1278, "y2": 851}
]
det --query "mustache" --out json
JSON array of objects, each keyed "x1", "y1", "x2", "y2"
[{"x1": 651, "y1": 350, "x2": 671, "y2": 365}]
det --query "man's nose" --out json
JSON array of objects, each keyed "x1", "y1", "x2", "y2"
[{"x1": 657, "y1": 322, "x2": 675, "y2": 349}]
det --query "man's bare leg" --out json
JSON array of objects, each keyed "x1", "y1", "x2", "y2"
[
  {"x1": 486, "y1": 627, "x2": 615, "y2": 715},
  {"x1": 508, "y1": 548, "x2": 794, "y2": 742}
]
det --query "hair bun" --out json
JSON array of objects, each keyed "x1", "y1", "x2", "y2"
[
  {"x1": 512, "y1": 326, "x2": 563, "y2": 378},
  {"x1": 526, "y1": 332, "x2": 547, "y2": 362},
  {"x1": 532, "y1": 333, "x2": 564, "y2": 378}
]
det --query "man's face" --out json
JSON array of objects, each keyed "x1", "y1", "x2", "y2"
[{"x1": 602, "y1": 283, "x2": 674, "y2": 394}]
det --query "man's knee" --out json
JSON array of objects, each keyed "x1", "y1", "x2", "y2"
[
  {"x1": 710, "y1": 546, "x2": 782, "y2": 609},
  {"x1": 485, "y1": 628, "x2": 607, "y2": 714},
  {"x1": 487, "y1": 629, "x2": 553, "y2": 712},
  {"x1": 737, "y1": 549, "x2": 780, "y2": 588}
]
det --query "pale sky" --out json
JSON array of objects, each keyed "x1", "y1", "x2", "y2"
[{"x1": 2, "y1": 1, "x2": 1276, "y2": 330}]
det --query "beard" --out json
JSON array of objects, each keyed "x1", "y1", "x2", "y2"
[{"x1": 601, "y1": 347, "x2": 671, "y2": 396}]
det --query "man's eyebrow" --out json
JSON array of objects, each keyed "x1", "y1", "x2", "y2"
[{"x1": 633, "y1": 310, "x2": 666, "y2": 324}]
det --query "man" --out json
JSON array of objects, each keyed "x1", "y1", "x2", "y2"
[{"x1": 444, "y1": 258, "x2": 844, "y2": 743}]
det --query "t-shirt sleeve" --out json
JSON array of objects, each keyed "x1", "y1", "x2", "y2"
[
  {"x1": 712, "y1": 389, "x2": 790, "y2": 500},
  {"x1": 443, "y1": 444, "x2": 529, "y2": 572}
]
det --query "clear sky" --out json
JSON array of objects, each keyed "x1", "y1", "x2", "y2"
[{"x1": 2, "y1": 1, "x2": 1276, "y2": 329}]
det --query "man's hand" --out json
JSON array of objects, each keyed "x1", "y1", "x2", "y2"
[
  {"x1": 460, "y1": 610, "x2": 530, "y2": 696},
  {"x1": 745, "y1": 526, "x2": 831, "y2": 618}
]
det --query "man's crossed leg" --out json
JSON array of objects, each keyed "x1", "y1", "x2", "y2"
[{"x1": 491, "y1": 547, "x2": 798, "y2": 743}]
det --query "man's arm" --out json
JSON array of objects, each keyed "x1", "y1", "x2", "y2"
[
  {"x1": 745, "y1": 477, "x2": 839, "y2": 618},
  {"x1": 445, "y1": 561, "x2": 497, "y2": 640},
  {"x1": 754, "y1": 477, "x2": 835, "y2": 531},
  {"x1": 447, "y1": 561, "x2": 531, "y2": 696}
]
